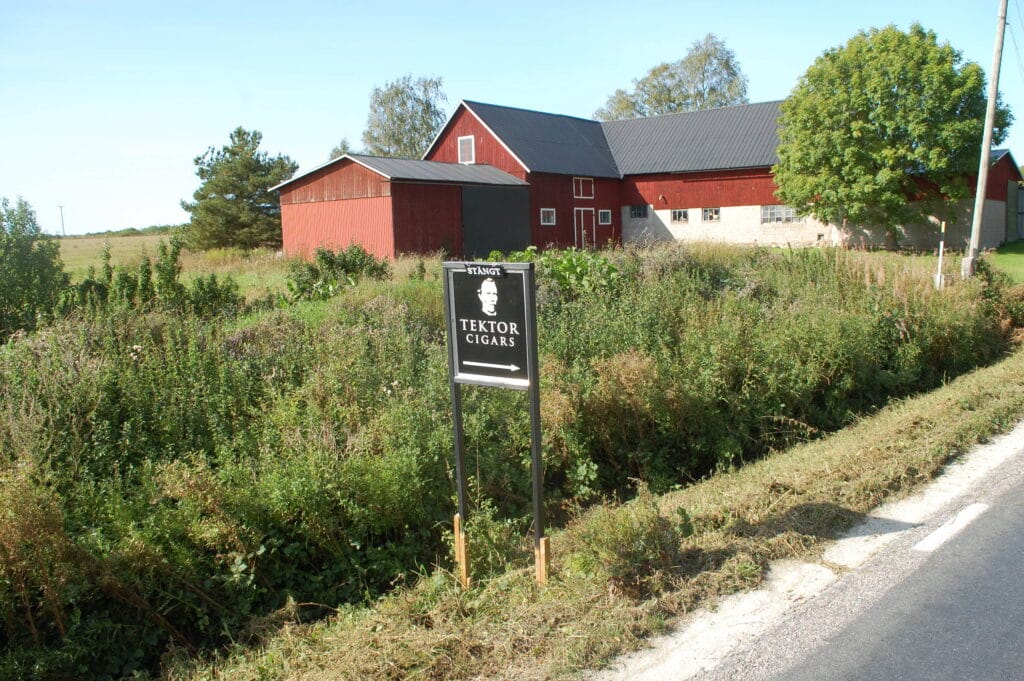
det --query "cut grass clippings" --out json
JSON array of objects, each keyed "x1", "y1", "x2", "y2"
[{"x1": 169, "y1": 343, "x2": 1024, "y2": 681}]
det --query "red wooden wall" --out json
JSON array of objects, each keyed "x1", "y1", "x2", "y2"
[
  {"x1": 624, "y1": 168, "x2": 779, "y2": 209},
  {"x1": 281, "y1": 197, "x2": 394, "y2": 259},
  {"x1": 391, "y1": 183, "x2": 464, "y2": 256},
  {"x1": 279, "y1": 158, "x2": 397, "y2": 259},
  {"x1": 527, "y1": 173, "x2": 621, "y2": 248},
  {"x1": 279, "y1": 159, "x2": 390, "y2": 204},
  {"x1": 426, "y1": 107, "x2": 528, "y2": 179},
  {"x1": 986, "y1": 154, "x2": 1023, "y2": 201}
]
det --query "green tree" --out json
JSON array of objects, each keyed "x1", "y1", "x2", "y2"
[
  {"x1": 594, "y1": 33, "x2": 748, "y2": 120},
  {"x1": 361, "y1": 74, "x2": 448, "y2": 158},
  {"x1": 182, "y1": 127, "x2": 298, "y2": 250},
  {"x1": 329, "y1": 137, "x2": 355, "y2": 160},
  {"x1": 773, "y1": 24, "x2": 1012, "y2": 238},
  {"x1": 0, "y1": 197, "x2": 69, "y2": 340}
]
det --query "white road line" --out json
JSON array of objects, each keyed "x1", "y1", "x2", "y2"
[{"x1": 912, "y1": 503, "x2": 990, "y2": 553}]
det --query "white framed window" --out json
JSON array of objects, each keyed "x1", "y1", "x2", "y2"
[
  {"x1": 629, "y1": 204, "x2": 648, "y2": 219},
  {"x1": 540, "y1": 208, "x2": 556, "y2": 226},
  {"x1": 458, "y1": 135, "x2": 475, "y2": 164},
  {"x1": 671, "y1": 209, "x2": 688, "y2": 223},
  {"x1": 702, "y1": 207, "x2": 721, "y2": 222},
  {"x1": 573, "y1": 177, "x2": 595, "y2": 199},
  {"x1": 598, "y1": 209, "x2": 612, "y2": 225},
  {"x1": 761, "y1": 204, "x2": 802, "y2": 224}
]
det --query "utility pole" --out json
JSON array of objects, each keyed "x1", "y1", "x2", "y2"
[
  {"x1": 963, "y1": 0, "x2": 1008, "y2": 278},
  {"x1": 58, "y1": 205, "x2": 65, "y2": 237}
]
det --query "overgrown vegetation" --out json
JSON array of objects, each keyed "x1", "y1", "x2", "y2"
[
  {"x1": 2, "y1": 241, "x2": 1023, "y2": 678},
  {"x1": 172, "y1": 344, "x2": 1024, "y2": 681}
]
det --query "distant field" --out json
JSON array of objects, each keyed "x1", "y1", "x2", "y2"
[
  {"x1": 59, "y1": 233, "x2": 169, "y2": 280},
  {"x1": 58, "y1": 233, "x2": 293, "y2": 301}
]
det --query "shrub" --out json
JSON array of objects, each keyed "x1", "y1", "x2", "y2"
[
  {"x1": 0, "y1": 198, "x2": 69, "y2": 342},
  {"x1": 287, "y1": 245, "x2": 391, "y2": 301}
]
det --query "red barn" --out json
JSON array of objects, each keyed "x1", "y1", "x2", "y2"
[
  {"x1": 273, "y1": 155, "x2": 528, "y2": 259},
  {"x1": 276, "y1": 100, "x2": 1022, "y2": 258}
]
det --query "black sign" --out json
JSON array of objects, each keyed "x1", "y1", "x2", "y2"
[
  {"x1": 443, "y1": 260, "x2": 546, "y2": 584},
  {"x1": 443, "y1": 262, "x2": 536, "y2": 389}
]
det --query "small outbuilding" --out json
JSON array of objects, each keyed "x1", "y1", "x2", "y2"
[{"x1": 273, "y1": 155, "x2": 529, "y2": 260}]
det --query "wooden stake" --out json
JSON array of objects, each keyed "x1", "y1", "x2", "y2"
[
  {"x1": 535, "y1": 536, "x2": 550, "y2": 585},
  {"x1": 454, "y1": 513, "x2": 470, "y2": 588}
]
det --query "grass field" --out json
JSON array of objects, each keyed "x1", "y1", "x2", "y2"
[
  {"x1": 992, "y1": 239, "x2": 1024, "y2": 282},
  {"x1": 59, "y1": 233, "x2": 169, "y2": 280},
  {"x1": 58, "y1": 232, "x2": 293, "y2": 301}
]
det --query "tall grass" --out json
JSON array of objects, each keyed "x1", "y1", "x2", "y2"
[{"x1": 0, "y1": 242, "x2": 1019, "y2": 678}]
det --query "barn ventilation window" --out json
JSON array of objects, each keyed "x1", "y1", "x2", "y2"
[
  {"x1": 702, "y1": 207, "x2": 721, "y2": 222},
  {"x1": 671, "y1": 209, "x2": 688, "y2": 223},
  {"x1": 540, "y1": 208, "x2": 556, "y2": 226},
  {"x1": 629, "y1": 205, "x2": 648, "y2": 219},
  {"x1": 573, "y1": 177, "x2": 595, "y2": 199},
  {"x1": 458, "y1": 136, "x2": 475, "y2": 164},
  {"x1": 598, "y1": 209, "x2": 612, "y2": 225}
]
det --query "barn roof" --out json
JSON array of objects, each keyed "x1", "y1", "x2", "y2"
[
  {"x1": 271, "y1": 154, "x2": 526, "y2": 192},
  {"x1": 450, "y1": 100, "x2": 783, "y2": 178},
  {"x1": 601, "y1": 100, "x2": 783, "y2": 175},
  {"x1": 348, "y1": 155, "x2": 527, "y2": 185},
  {"x1": 460, "y1": 101, "x2": 621, "y2": 178}
]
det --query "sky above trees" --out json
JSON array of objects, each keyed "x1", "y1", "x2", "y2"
[{"x1": 2, "y1": 0, "x2": 1021, "y2": 235}]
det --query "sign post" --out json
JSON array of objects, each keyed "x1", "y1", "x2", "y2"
[{"x1": 443, "y1": 261, "x2": 547, "y2": 586}]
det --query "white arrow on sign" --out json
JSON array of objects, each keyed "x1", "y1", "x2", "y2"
[{"x1": 463, "y1": 361, "x2": 520, "y2": 372}]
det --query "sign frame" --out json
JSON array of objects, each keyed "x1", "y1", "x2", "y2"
[
  {"x1": 443, "y1": 261, "x2": 537, "y2": 390},
  {"x1": 443, "y1": 261, "x2": 547, "y2": 584}
]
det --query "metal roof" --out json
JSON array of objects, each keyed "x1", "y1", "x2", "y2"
[
  {"x1": 601, "y1": 101, "x2": 783, "y2": 175},
  {"x1": 271, "y1": 154, "x2": 527, "y2": 192},
  {"x1": 462, "y1": 101, "x2": 622, "y2": 178},
  {"x1": 349, "y1": 155, "x2": 527, "y2": 185}
]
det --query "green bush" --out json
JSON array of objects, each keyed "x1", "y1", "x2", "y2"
[
  {"x1": 0, "y1": 197, "x2": 69, "y2": 342},
  {"x1": 287, "y1": 245, "x2": 391, "y2": 301}
]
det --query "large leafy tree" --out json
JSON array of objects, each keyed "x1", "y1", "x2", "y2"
[
  {"x1": 773, "y1": 24, "x2": 1012, "y2": 237},
  {"x1": 361, "y1": 75, "x2": 448, "y2": 158},
  {"x1": 0, "y1": 197, "x2": 69, "y2": 341},
  {"x1": 182, "y1": 127, "x2": 298, "y2": 250},
  {"x1": 594, "y1": 34, "x2": 748, "y2": 120}
]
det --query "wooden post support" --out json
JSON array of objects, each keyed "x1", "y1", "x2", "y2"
[
  {"x1": 535, "y1": 536, "x2": 550, "y2": 586},
  {"x1": 454, "y1": 513, "x2": 470, "y2": 588}
]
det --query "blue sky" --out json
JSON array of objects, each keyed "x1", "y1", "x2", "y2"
[{"x1": 3, "y1": 0, "x2": 1022, "y2": 235}]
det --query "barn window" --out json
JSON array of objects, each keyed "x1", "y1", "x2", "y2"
[
  {"x1": 629, "y1": 204, "x2": 648, "y2": 219},
  {"x1": 458, "y1": 136, "x2": 475, "y2": 164},
  {"x1": 598, "y1": 209, "x2": 612, "y2": 225},
  {"x1": 702, "y1": 207, "x2": 721, "y2": 222},
  {"x1": 761, "y1": 205, "x2": 801, "y2": 224},
  {"x1": 540, "y1": 208, "x2": 557, "y2": 226},
  {"x1": 671, "y1": 209, "x2": 688, "y2": 223},
  {"x1": 573, "y1": 177, "x2": 594, "y2": 199}
]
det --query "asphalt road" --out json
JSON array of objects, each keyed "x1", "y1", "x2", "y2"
[
  {"x1": 590, "y1": 422, "x2": 1024, "y2": 681},
  {"x1": 694, "y1": 431, "x2": 1024, "y2": 681}
]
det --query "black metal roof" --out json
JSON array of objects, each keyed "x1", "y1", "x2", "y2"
[
  {"x1": 461, "y1": 99, "x2": 783, "y2": 178},
  {"x1": 271, "y1": 154, "x2": 527, "y2": 192},
  {"x1": 349, "y1": 155, "x2": 527, "y2": 185},
  {"x1": 601, "y1": 101, "x2": 783, "y2": 175},
  {"x1": 462, "y1": 101, "x2": 621, "y2": 178}
]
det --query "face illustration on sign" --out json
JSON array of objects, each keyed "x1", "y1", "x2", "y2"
[{"x1": 478, "y1": 278, "x2": 498, "y2": 316}]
